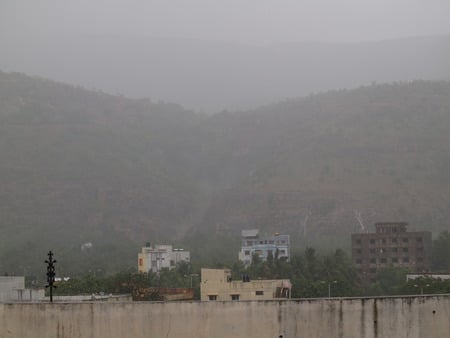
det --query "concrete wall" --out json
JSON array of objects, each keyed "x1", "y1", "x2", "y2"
[
  {"x1": 1, "y1": 295, "x2": 449, "y2": 338},
  {"x1": 0, "y1": 277, "x2": 25, "y2": 291},
  {"x1": 0, "y1": 277, "x2": 44, "y2": 302},
  {"x1": 46, "y1": 294, "x2": 132, "y2": 302},
  {"x1": 0, "y1": 288, "x2": 45, "y2": 302}
]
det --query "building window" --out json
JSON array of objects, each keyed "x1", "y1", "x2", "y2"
[
  {"x1": 244, "y1": 250, "x2": 250, "y2": 256},
  {"x1": 370, "y1": 239, "x2": 375, "y2": 244},
  {"x1": 392, "y1": 248, "x2": 398, "y2": 253},
  {"x1": 382, "y1": 238, "x2": 386, "y2": 244},
  {"x1": 208, "y1": 295, "x2": 217, "y2": 301},
  {"x1": 392, "y1": 238, "x2": 398, "y2": 243},
  {"x1": 403, "y1": 248, "x2": 409, "y2": 253},
  {"x1": 370, "y1": 248, "x2": 375, "y2": 254},
  {"x1": 417, "y1": 257, "x2": 423, "y2": 262},
  {"x1": 356, "y1": 239, "x2": 361, "y2": 244},
  {"x1": 416, "y1": 237, "x2": 423, "y2": 242},
  {"x1": 370, "y1": 258, "x2": 376, "y2": 264},
  {"x1": 403, "y1": 257, "x2": 409, "y2": 263},
  {"x1": 356, "y1": 259, "x2": 362, "y2": 264},
  {"x1": 417, "y1": 247, "x2": 424, "y2": 252},
  {"x1": 231, "y1": 294, "x2": 240, "y2": 301},
  {"x1": 392, "y1": 258, "x2": 398, "y2": 263},
  {"x1": 170, "y1": 260, "x2": 175, "y2": 266},
  {"x1": 356, "y1": 249, "x2": 362, "y2": 254},
  {"x1": 369, "y1": 268, "x2": 376, "y2": 273},
  {"x1": 402, "y1": 238, "x2": 409, "y2": 243},
  {"x1": 256, "y1": 291, "x2": 264, "y2": 296}
]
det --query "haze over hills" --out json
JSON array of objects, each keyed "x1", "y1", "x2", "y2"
[
  {"x1": 195, "y1": 82, "x2": 450, "y2": 249},
  {"x1": 1, "y1": 71, "x2": 450, "y2": 276},
  {"x1": 0, "y1": 71, "x2": 204, "y2": 276},
  {"x1": 0, "y1": 34, "x2": 449, "y2": 111}
]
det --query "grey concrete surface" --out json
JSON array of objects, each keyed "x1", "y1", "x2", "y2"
[{"x1": 0, "y1": 295, "x2": 449, "y2": 337}]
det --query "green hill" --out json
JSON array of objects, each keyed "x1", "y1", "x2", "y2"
[
  {"x1": 1, "y1": 71, "x2": 450, "y2": 277},
  {"x1": 195, "y1": 82, "x2": 450, "y2": 251},
  {"x1": 0, "y1": 71, "x2": 203, "y2": 276}
]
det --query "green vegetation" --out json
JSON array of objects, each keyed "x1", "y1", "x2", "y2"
[
  {"x1": 431, "y1": 231, "x2": 450, "y2": 271},
  {"x1": 1, "y1": 71, "x2": 450, "y2": 277},
  {"x1": 54, "y1": 262, "x2": 198, "y2": 300},
  {"x1": 53, "y1": 238, "x2": 450, "y2": 299}
]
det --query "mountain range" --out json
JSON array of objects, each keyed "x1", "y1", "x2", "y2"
[
  {"x1": 0, "y1": 34, "x2": 449, "y2": 111},
  {"x1": 1, "y1": 70, "x2": 450, "y2": 277}
]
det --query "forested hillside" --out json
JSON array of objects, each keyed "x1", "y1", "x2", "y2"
[
  {"x1": 194, "y1": 82, "x2": 450, "y2": 253},
  {"x1": 0, "y1": 71, "x2": 203, "y2": 276},
  {"x1": 1, "y1": 71, "x2": 450, "y2": 277}
]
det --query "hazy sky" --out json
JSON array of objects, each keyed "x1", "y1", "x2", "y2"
[{"x1": 1, "y1": 0, "x2": 450, "y2": 44}]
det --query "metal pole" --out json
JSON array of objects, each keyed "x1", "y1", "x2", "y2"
[{"x1": 45, "y1": 251, "x2": 57, "y2": 302}]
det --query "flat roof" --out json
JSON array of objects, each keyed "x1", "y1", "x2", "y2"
[{"x1": 242, "y1": 229, "x2": 259, "y2": 237}]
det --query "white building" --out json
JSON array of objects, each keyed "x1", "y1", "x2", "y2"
[
  {"x1": 238, "y1": 229, "x2": 290, "y2": 266},
  {"x1": 138, "y1": 243, "x2": 190, "y2": 273},
  {"x1": 0, "y1": 276, "x2": 44, "y2": 302}
]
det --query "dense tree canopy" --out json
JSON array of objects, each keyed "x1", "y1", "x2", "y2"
[
  {"x1": 53, "y1": 236, "x2": 450, "y2": 300},
  {"x1": 432, "y1": 231, "x2": 450, "y2": 271}
]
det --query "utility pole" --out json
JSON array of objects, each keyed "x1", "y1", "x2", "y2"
[
  {"x1": 45, "y1": 251, "x2": 57, "y2": 302},
  {"x1": 328, "y1": 280, "x2": 337, "y2": 298},
  {"x1": 185, "y1": 274, "x2": 199, "y2": 288}
]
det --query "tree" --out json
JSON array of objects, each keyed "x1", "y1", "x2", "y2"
[
  {"x1": 432, "y1": 231, "x2": 450, "y2": 271},
  {"x1": 366, "y1": 267, "x2": 409, "y2": 296}
]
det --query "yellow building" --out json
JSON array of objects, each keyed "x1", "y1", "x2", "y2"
[{"x1": 200, "y1": 268, "x2": 291, "y2": 301}]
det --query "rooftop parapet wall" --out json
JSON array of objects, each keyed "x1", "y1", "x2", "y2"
[
  {"x1": 1, "y1": 295, "x2": 450, "y2": 338},
  {"x1": 375, "y1": 222, "x2": 408, "y2": 233}
]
